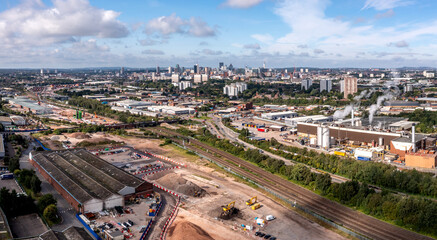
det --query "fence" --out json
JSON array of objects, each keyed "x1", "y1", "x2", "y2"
[
  {"x1": 139, "y1": 219, "x2": 153, "y2": 240},
  {"x1": 172, "y1": 142, "x2": 370, "y2": 240},
  {"x1": 76, "y1": 214, "x2": 102, "y2": 240},
  {"x1": 159, "y1": 196, "x2": 181, "y2": 240},
  {"x1": 34, "y1": 138, "x2": 51, "y2": 151}
]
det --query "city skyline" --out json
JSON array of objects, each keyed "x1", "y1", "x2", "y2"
[{"x1": 1, "y1": 0, "x2": 437, "y2": 68}]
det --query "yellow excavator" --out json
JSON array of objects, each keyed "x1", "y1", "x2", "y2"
[
  {"x1": 246, "y1": 196, "x2": 257, "y2": 206},
  {"x1": 220, "y1": 201, "x2": 237, "y2": 219},
  {"x1": 222, "y1": 201, "x2": 235, "y2": 212}
]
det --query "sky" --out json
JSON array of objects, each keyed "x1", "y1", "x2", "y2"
[{"x1": 0, "y1": 0, "x2": 437, "y2": 68}]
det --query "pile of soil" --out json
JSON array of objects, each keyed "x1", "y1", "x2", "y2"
[
  {"x1": 155, "y1": 173, "x2": 205, "y2": 197},
  {"x1": 69, "y1": 132, "x2": 91, "y2": 139},
  {"x1": 167, "y1": 221, "x2": 213, "y2": 240}
]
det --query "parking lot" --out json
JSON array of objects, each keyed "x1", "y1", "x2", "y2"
[
  {"x1": 9, "y1": 213, "x2": 48, "y2": 238},
  {"x1": 0, "y1": 178, "x2": 24, "y2": 194}
]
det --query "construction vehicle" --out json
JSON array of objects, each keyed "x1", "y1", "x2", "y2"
[
  {"x1": 246, "y1": 196, "x2": 257, "y2": 206},
  {"x1": 220, "y1": 201, "x2": 238, "y2": 220},
  {"x1": 251, "y1": 203, "x2": 261, "y2": 210},
  {"x1": 222, "y1": 201, "x2": 235, "y2": 212}
]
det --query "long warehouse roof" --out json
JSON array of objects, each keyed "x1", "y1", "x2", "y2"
[{"x1": 31, "y1": 149, "x2": 147, "y2": 203}]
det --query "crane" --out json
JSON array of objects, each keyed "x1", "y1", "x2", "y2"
[{"x1": 246, "y1": 196, "x2": 257, "y2": 206}]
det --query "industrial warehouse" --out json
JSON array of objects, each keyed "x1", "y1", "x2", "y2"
[{"x1": 29, "y1": 149, "x2": 153, "y2": 213}]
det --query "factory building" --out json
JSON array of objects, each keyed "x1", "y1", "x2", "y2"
[
  {"x1": 297, "y1": 122, "x2": 401, "y2": 147},
  {"x1": 30, "y1": 149, "x2": 153, "y2": 213},
  {"x1": 285, "y1": 115, "x2": 333, "y2": 128},
  {"x1": 261, "y1": 111, "x2": 298, "y2": 120},
  {"x1": 405, "y1": 150, "x2": 437, "y2": 169},
  {"x1": 390, "y1": 134, "x2": 429, "y2": 159},
  {"x1": 8, "y1": 97, "x2": 52, "y2": 115}
]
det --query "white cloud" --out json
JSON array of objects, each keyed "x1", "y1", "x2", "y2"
[
  {"x1": 222, "y1": 0, "x2": 263, "y2": 8},
  {"x1": 388, "y1": 40, "x2": 409, "y2": 48},
  {"x1": 145, "y1": 14, "x2": 216, "y2": 37},
  {"x1": 362, "y1": 0, "x2": 412, "y2": 11},
  {"x1": 244, "y1": 43, "x2": 261, "y2": 49},
  {"x1": 188, "y1": 17, "x2": 216, "y2": 37},
  {"x1": 201, "y1": 49, "x2": 223, "y2": 55},
  {"x1": 142, "y1": 49, "x2": 165, "y2": 55},
  {"x1": 145, "y1": 14, "x2": 185, "y2": 36},
  {"x1": 375, "y1": 9, "x2": 395, "y2": 19},
  {"x1": 261, "y1": 0, "x2": 437, "y2": 64},
  {"x1": 251, "y1": 33, "x2": 274, "y2": 43},
  {"x1": 0, "y1": 0, "x2": 128, "y2": 47},
  {"x1": 314, "y1": 48, "x2": 324, "y2": 54}
]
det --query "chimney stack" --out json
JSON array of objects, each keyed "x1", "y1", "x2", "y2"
[{"x1": 412, "y1": 123, "x2": 416, "y2": 152}]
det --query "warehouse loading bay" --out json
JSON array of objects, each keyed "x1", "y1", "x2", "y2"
[{"x1": 38, "y1": 131, "x2": 345, "y2": 240}]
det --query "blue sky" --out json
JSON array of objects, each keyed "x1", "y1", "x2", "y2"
[{"x1": 0, "y1": 0, "x2": 437, "y2": 68}]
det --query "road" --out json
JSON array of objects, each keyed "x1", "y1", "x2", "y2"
[
  {"x1": 152, "y1": 127, "x2": 433, "y2": 240},
  {"x1": 19, "y1": 141, "x2": 82, "y2": 231}
]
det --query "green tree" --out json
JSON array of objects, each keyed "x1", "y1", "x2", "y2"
[
  {"x1": 30, "y1": 175, "x2": 42, "y2": 193},
  {"x1": 43, "y1": 204, "x2": 58, "y2": 223},
  {"x1": 37, "y1": 194, "x2": 57, "y2": 213},
  {"x1": 315, "y1": 173, "x2": 331, "y2": 194}
]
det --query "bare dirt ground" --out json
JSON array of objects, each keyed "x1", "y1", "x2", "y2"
[{"x1": 142, "y1": 142, "x2": 346, "y2": 240}]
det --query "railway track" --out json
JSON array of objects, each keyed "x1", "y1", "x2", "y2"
[{"x1": 151, "y1": 127, "x2": 433, "y2": 240}]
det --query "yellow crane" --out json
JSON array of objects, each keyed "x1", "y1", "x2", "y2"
[{"x1": 246, "y1": 196, "x2": 257, "y2": 206}]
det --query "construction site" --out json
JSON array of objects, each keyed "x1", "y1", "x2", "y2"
[{"x1": 33, "y1": 127, "x2": 347, "y2": 240}]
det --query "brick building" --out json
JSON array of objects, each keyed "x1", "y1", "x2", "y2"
[
  {"x1": 405, "y1": 150, "x2": 437, "y2": 169},
  {"x1": 30, "y1": 149, "x2": 153, "y2": 213}
]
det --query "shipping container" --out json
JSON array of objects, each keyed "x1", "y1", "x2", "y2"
[
  {"x1": 357, "y1": 156, "x2": 371, "y2": 161},
  {"x1": 257, "y1": 128, "x2": 266, "y2": 132},
  {"x1": 1, "y1": 173, "x2": 13, "y2": 180},
  {"x1": 334, "y1": 151, "x2": 346, "y2": 157}
]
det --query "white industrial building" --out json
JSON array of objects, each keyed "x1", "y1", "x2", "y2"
[
  {"x1": 261, "y1": 111, "x2": 298, "y2": 120},
  {"x1": 284, "y1": 115, "x2": 333, "y2": 128},
  {"x1": 317, "y1": 126, "x2": 330, "y2": 149},
  {"x1": 10, "y1": 116, "x2": 26, "y2": 126},
  {"x1": 112, "y1": 100, "x2": 154, "y2": 109},
  {"x1": 147, "y1": 106, "x2": 195, "y2": 115}
]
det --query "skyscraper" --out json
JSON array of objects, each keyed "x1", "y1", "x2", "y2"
[
  {"x1": 156, "y1": 65, "x2": 160, "y2": 74},
  {"x1": 219, "y1": 62, "x2": 224, "y2": 70},
  {"x1": 320, "y1": 80, "x2": 332, "y2": 92},
  {"x1": 343, "y1": 77, "x2": 357, "y2": 98},
  {"x1": 301, "y1": 79, "x2": 313, "y2": 90},
  {"x1": 194, "y1": 64, "x2": 199, "y2": 74}
]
